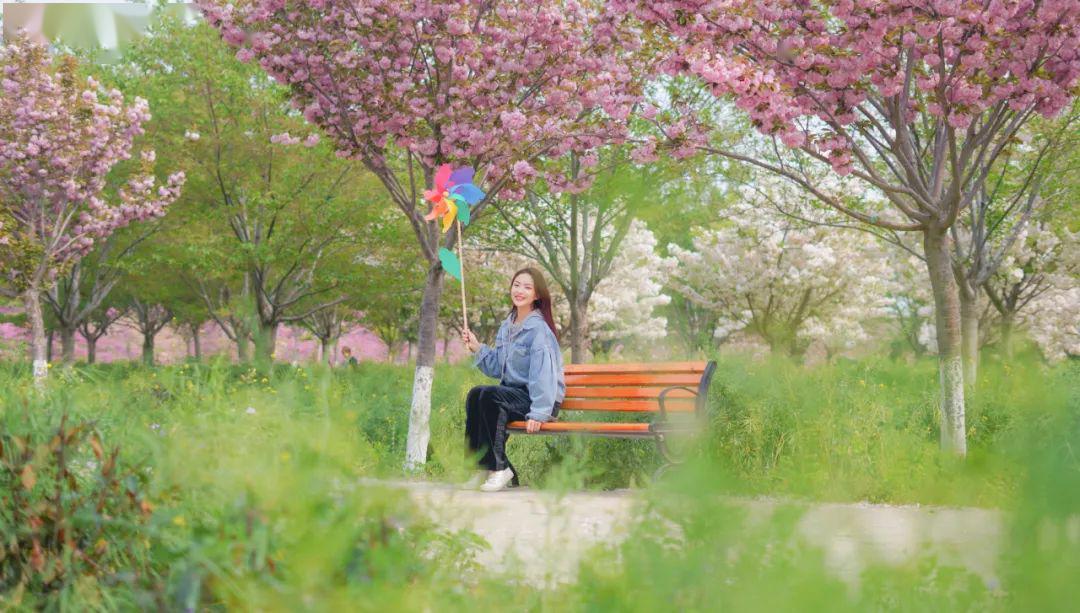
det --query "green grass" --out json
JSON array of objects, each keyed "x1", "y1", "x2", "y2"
[
  {"x1": 1, "y1": 353, "x2": 1077, "y2": 610},
  {"x1": 702, "y1": 354, "x2": 1076, "y2": 507},
  {"x1": 2, "y1": 353, "x2": 1074, "y2": 504}
]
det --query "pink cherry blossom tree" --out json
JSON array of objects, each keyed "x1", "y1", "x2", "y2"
[
  {"x1": 198, "y1": 0, "x2": 644, "y2": 467},
  {"x1": 0, "y1": 35, "x2": 185, "y2": 384},
  {"x1": 616, "y1": 0, "x2": 1080, "y2": 455}
]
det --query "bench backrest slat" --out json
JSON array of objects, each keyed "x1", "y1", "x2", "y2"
[
  {"x1": 565, "y1": 386, "x2": 698, "y2": 400},
  {"x1": 560, "y1": 399, "x2": 696, "y2": 412},
  {"x1": 565, "y1": 373, "x2": 703, "y2": 387},
  {"x1": 563, "y1": 361, "x2": 709, "y2": 375}
]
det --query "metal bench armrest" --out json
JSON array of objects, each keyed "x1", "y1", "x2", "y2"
[
  {"x1": 656, "y1": 385, "x2": 698, "y2": 424},
  {"x1": 656, "y1": 361, "x2": 718, "y2": 427}
]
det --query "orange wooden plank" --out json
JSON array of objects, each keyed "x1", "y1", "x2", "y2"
[
  {"x1": 564, "y1": 386, "x2": 698, "y2": 399},
  {"x1": 565, "y1": 373, "x2": 703, "y2": 387},
  {"x1": 559, "y1": 399, "x2": 696, "y2": 412},
  {"x1": 507, "y1": 421, "x2": 651, "y2": 433},
  {"x1": 563, "y1": 361, "x2": 708, "y2": 375}
]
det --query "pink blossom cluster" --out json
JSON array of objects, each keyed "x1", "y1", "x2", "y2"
[
  {"x1": 196, "y1": 0, "x2": 647, "y2": 198},
  {"x1": 270, "y1": 131, "x2": 322, "y2": 147},
  {"x1": 613, "y1": 0, "x2": 1080, "y2": 174},
  {"x1": 0, "y1": 35, "x2": 185, "y2": 276}
]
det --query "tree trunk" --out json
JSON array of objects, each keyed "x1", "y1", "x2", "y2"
[
  {"x1": 235, "y1": 336, "x2": 248, "y2": 362},
  {"x1": 923, "y1": 228, "x2": 967, "y2": 456},
  {"x1": 142, "y1": 332, "x2": 155, "y2": 366},
  {"x1": 320, "y1": 338, "x2": 332, "y2": 364},
  {"x1": 46, "y1": 329, "x2": 54, "y2": 363},
  {"x1": 443, "y1": 326, "x2": 451, "y2": 363},
  {"x1": 787, "y1": 336, "x2": 808, "y2": 362},
  {"x1": 959, "y1": 283, "x2": 979, "y2": 387},
  {"x1": 254, "y1": 321, "x2": 278, "y2": 363},
  {"x1": 192, "y1": 324, "x2": 202, "y2": 361},
  {"x1": 569, "y1": 298, "x2": 590, "y2": 364},
  {"x1": 405, "y1": 264, "x2": 445, "y2": 470},
  {"x1": 86, "y1": 337, "x2": 97, "y2": 364},
  {"x1": 60, "y1": 325, "x2": 77, "y2": 364},
  {"x1": 1000, "y1": 312, "x2": 1015, "y2": 359},
  {"x1": 25, "y1": 289, "x2": 48, "y2": 385}
]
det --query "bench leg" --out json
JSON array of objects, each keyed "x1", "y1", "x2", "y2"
[{"x1": 653, "y1": 433, "x2": 681, "y2": 480}]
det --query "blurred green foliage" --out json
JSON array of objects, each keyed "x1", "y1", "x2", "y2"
[{"x1": 1, "y1": 355, "x2": 1076, "y2": 609}]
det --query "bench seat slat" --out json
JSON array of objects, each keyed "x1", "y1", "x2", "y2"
[
  {"x1": 565, "y1": 373, "x2": 704, "y2": 387},
  {"x1": 559, "y1": 399, "x2": 695, "y2": 412},
  {"x1": 507, "y1": 421, "x2": 651, "y2": 433},
  {"x1": 564, "y1": 386, "x2": 698, "y2": 400},
  {"x1": 563, "y1": 361, "x2": 708, "y2": 375}
]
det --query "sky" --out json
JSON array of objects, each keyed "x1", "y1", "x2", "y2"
[{"x1": 2, "y1": 1, "x2": 196, "y2": 61}]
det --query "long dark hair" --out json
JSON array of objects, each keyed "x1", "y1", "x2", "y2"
[{"x1": 509, "y1": 267, "x2": 559, "y2": 341}]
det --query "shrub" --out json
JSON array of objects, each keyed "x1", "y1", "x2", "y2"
[{"x1": 0, "y1": 412, "x2": 157, "y2": 609}]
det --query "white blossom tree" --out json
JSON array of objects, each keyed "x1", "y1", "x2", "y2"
[
  {"x1": 1025, "y1": 285, "x2": 1080, "y2": 362},
  {"x1": 882, "y1": 251, "x2": 935, "y2": 359},
  {"x1": 983, "y1": 223, "x2": 1079, "y2": 360},
  {"x1": 583, "y1": 219, "x2": 674, "y2": 355},
  {"x1": 949, "y1": 109, "x2": 1078, "y2": 383},
  {"x1": 669, "y1": 200, "x2": 892, "y2": 358}
]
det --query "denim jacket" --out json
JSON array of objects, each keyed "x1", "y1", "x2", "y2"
[{"x1": 474, "y1": 310, "x2": 565, "y2": 422}]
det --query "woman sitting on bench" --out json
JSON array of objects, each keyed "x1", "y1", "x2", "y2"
[{"x1": 461, "y1": 266, "x2": 565, "y2": 492}]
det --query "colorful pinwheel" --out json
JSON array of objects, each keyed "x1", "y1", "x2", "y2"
[
  {"x1": 423, "y1": 165, "x2": 484, "y2": 233},
  {"x1": 424, "y1": 164, "x2": 485, "y2": 333},
  {"x1": 423, "y1": 164, "x2": 484, "y2": 281}
]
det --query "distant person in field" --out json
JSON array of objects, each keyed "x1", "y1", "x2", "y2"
[
  {"x1": 341, "y1": 346, "x2": 358, "y2": 367},
  {"x1": 461, "y1": 266, "x2": 565, "y2": 492}
]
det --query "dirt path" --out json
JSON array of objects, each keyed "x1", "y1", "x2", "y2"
[{"x1": 370, "y1": 479, "x2": 1004, "y2": 589}]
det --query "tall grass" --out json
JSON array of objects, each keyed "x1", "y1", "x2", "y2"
[
  {"x1": 703, "y1": 354, "x2": 1075, "y2": 506},
  {"x1": 1, "y1": 353, "x2": 1076, "y2": 609}
]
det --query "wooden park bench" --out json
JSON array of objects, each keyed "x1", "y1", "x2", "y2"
[{"x1": 507, "y1": 360, "x2": 718, "y2": 474}]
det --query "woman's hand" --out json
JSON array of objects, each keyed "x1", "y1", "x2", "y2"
[
  {"x1": 462, "y1": 328, "x2": 480, "y2": 353},
  {"x1": 526, "y1": 419, "x2": 542, "y2": 434}
]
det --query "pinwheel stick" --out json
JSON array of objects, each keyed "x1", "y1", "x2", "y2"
[{"x1": 456, "y1": 219, "x2": 469, "y2": 332}]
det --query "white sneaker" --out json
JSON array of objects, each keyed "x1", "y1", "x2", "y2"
[
  {"x1": 463, "y1": 470, "x2": 489, "y2": 489},
  {"x1": 479, "y1": 468, "x2": 515, "y2": 492}
]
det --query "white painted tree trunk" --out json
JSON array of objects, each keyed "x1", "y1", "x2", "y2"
[
  {"x1": 924, "y1": 229, "x2": 967, "y2": 456},
  {"x1": 404, "y1": 264, "x2": 446, "y2": 470},
  {"x1": 405, "y1": 364, "x2": 434, "y2": 470},
  {"x1": 24, "y1": 288, "x2": 48, "y2": 386}
]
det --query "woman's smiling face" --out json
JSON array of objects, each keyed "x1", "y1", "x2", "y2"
[{"x1": 510, "y1": 272, "x2": 537, "y2": 310}]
